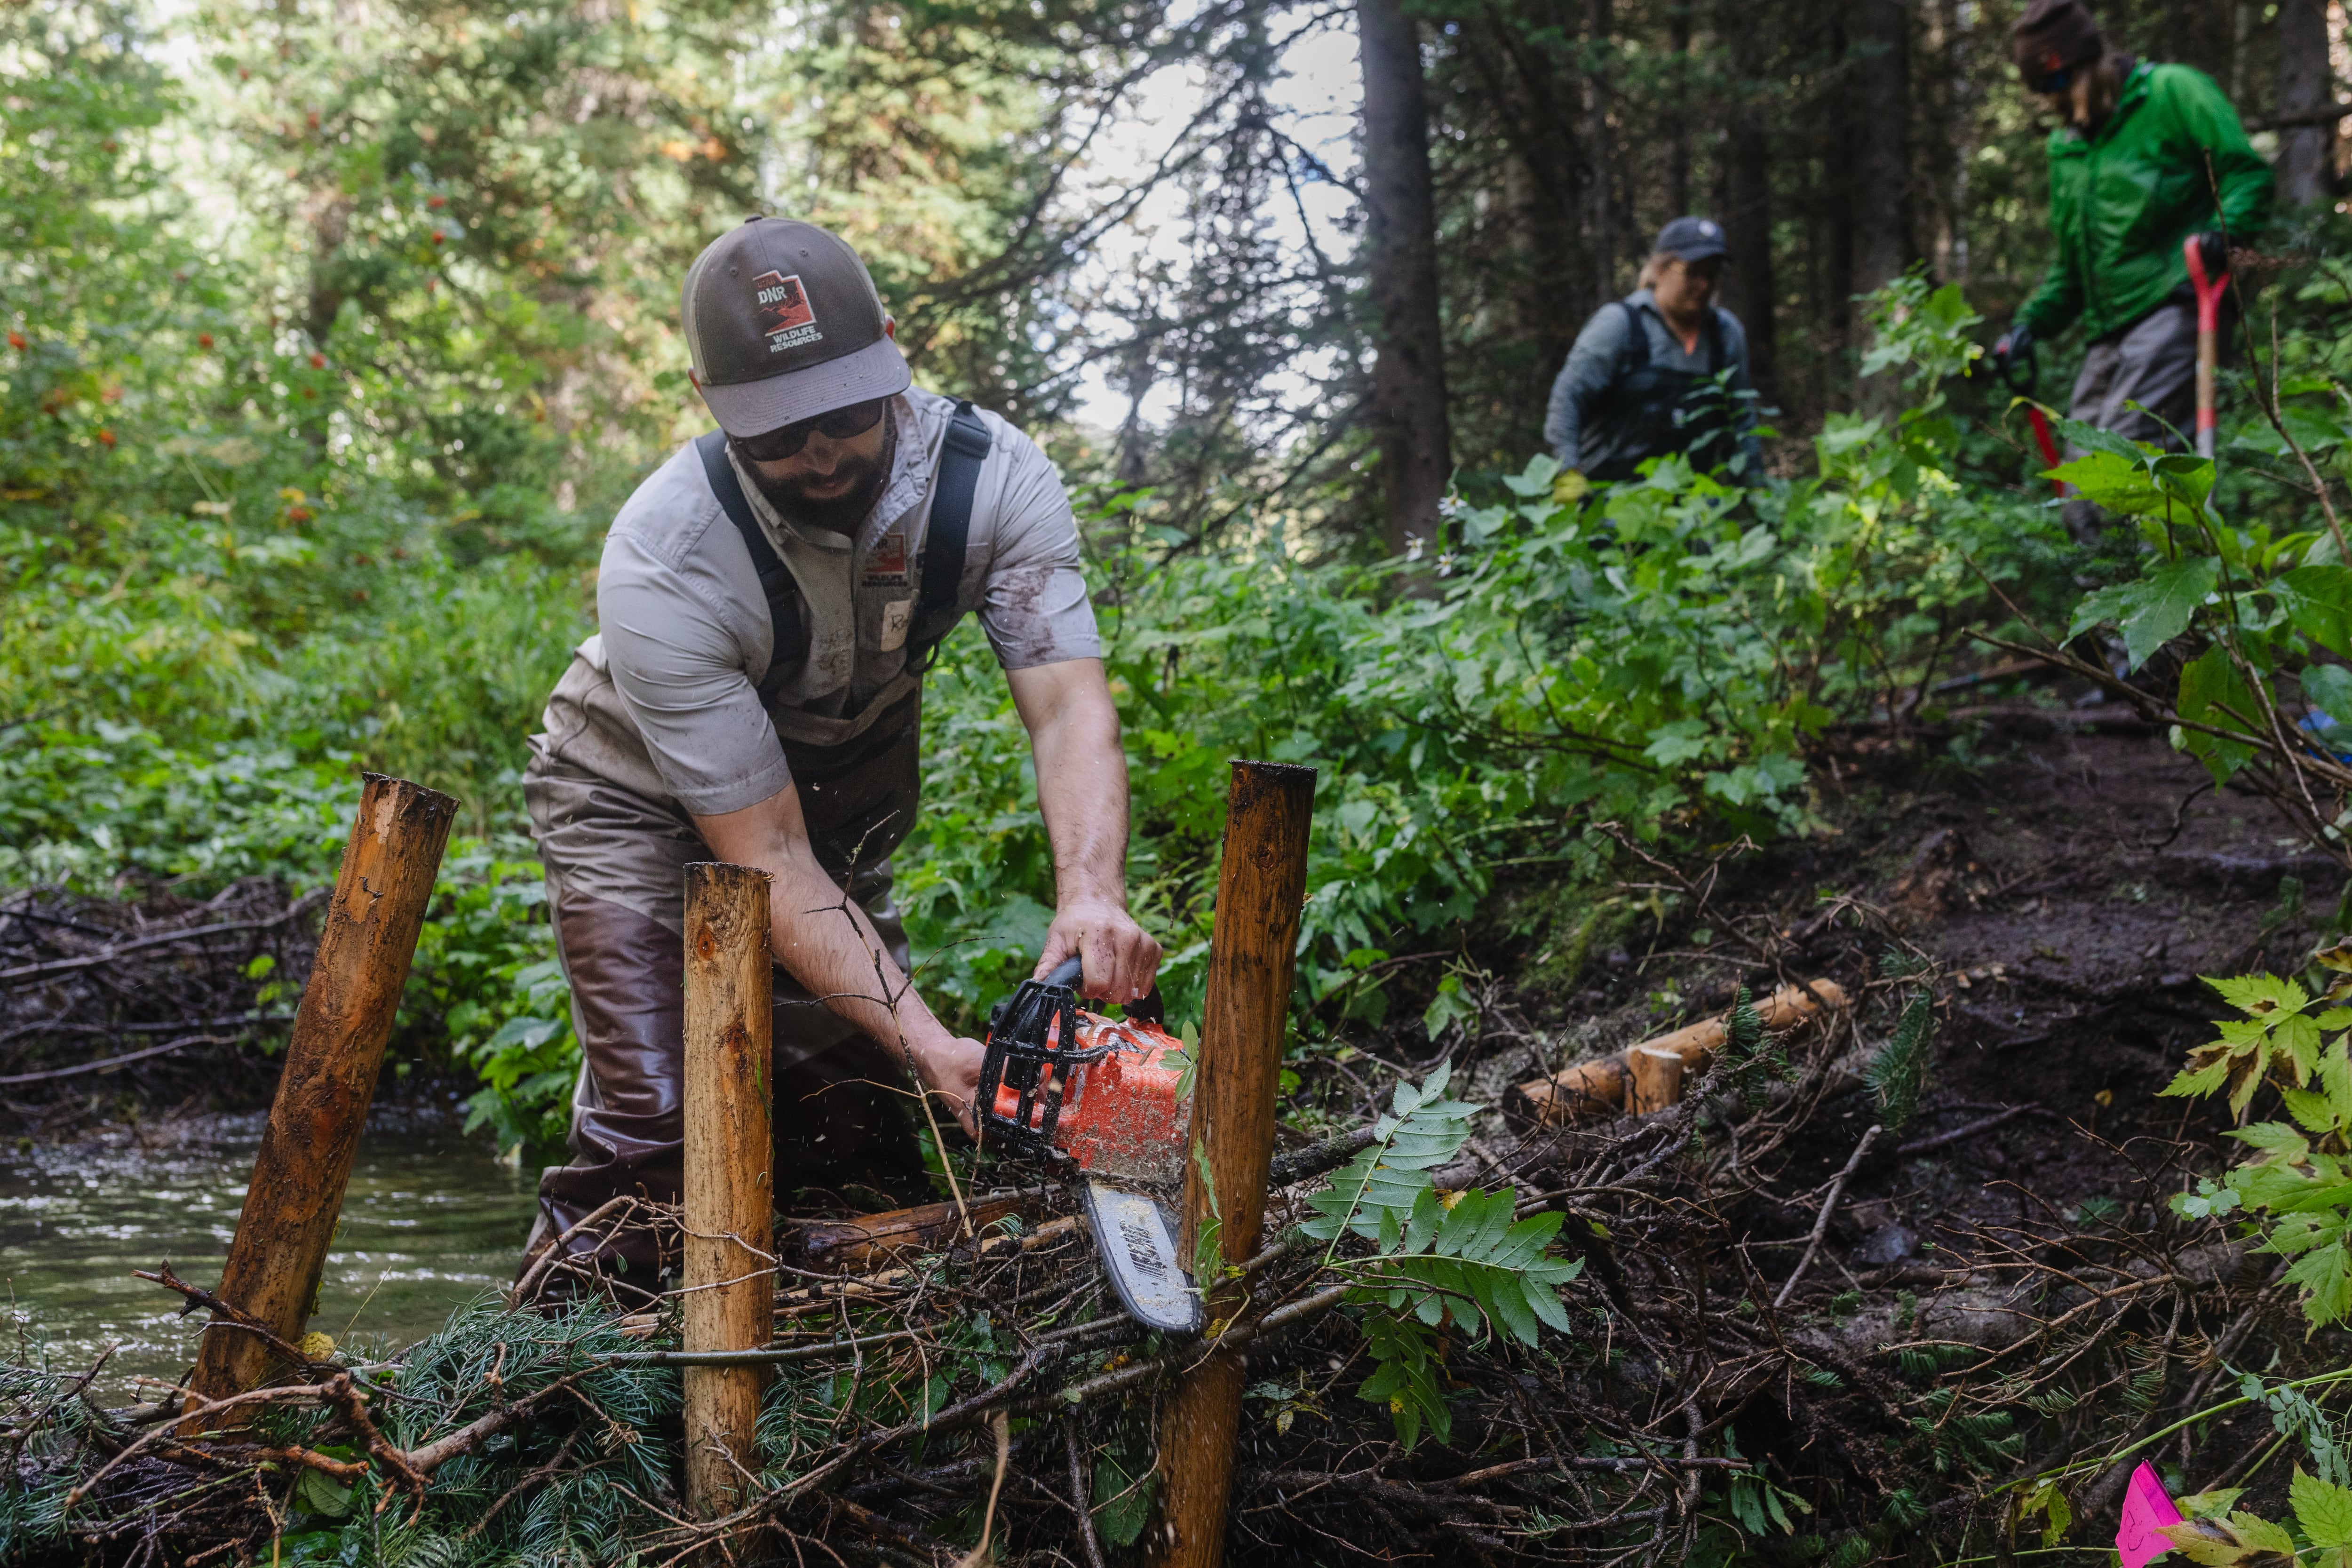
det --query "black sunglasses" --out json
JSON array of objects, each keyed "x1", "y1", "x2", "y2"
[{"x1": 736, "y1": 398, "x2": 888, "y2": 462}]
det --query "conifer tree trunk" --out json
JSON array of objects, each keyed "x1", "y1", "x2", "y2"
[
  {"x1": 2277, "y1": 0, "x2": 2335, "y2": 207},
  {"x1": 1358, "y1": 0, "x2": 1453, "y2": 556},
  {"x1": 1584, "y1": 0, "x2": 1621, "y2": 301},
  {"x1": 1718, "y1": 0, "x2": 1779, "y2": 403},
  {"x1": 1665, "y1": 1, "x2": 1693, "y2": 215},
  {"x1": 1848, "y1": 0, "x2": 1911, "y2": 301}
]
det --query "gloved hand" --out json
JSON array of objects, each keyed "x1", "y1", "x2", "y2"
[
  {"x1": 2191, "y1": 230, "x2": 2232, "y2": 279},
  {"x1": 1551, "y1": 467, "x2": 1591, "y2": 507},
  {"x1": 1992, "y1": 322, "x2": 2034, "y2": 373}
]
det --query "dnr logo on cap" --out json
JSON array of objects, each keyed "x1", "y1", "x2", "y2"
[{"x1": 753, "y1": 271, "x2": 822, "y2": 353}]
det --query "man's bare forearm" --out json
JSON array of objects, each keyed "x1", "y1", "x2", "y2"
[
  {"x1": 1007, "y1": 659, "x2": 1161, "y2": 1000},
  {"x1": 1033, "y1": 691, "x2": 1130, "y2": 905},
  {"x1": 763, "y1": 853, "x2": 952, "y2": 1056},
  {"x1": 691, "y1": 786, "x2": 983, "y2": 1128}
]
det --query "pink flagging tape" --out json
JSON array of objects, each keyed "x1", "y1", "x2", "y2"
[{"x1": 2116, "y1": 1461, "x2": 2184, "y2": 1568}]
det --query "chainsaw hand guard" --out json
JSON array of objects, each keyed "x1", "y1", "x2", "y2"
[{"x1": 976, "y1": 956, "x2": 1111, "y2": 1159}]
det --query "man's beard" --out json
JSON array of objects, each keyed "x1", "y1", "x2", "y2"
[{"x1": 740, "y1": 422, "x2": 895, "y2": 538}]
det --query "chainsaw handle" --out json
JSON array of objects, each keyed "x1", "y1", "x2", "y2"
[{"x1": 1038, "y1": 952, "x2": 1165, "y2": 1024}]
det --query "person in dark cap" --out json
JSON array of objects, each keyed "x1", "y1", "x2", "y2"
[
  {"x1": 516, "y1": 217, "x2": 1161, "y2": 1287},
  {"x1": 1992, "y1": 0, "x2": 2271, "y2": 538},
  {"x1": 1544, "y1": 216, "x2": 1764, "y2": 501}
]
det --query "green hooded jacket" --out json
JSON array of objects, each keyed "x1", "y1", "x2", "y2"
[{"x1": 2015, "y1": 60, "x2": 2273, "y2": 342}]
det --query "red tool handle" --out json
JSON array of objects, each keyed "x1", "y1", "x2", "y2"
[
  {"x1": 2183, "y1": 236, "x2": 2231, "y2": 459},
  {"x1": 2026, "y1": 405, "x2": 2062, "y2": 493}
]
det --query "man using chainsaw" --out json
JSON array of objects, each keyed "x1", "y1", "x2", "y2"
[
  {"x1": 1991, "y1": 0, "x2": 2271, "y2": 541},
  {"x1": 519, "y1": 216, "x2": 1161, "y2": 1282}
]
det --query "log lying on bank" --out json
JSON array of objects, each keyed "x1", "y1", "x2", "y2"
[
  {"x1": 1507, "y1": 980, "x2": 1848, "y2": 1125},
  {"x1": 798, "y1": 1194, "x2": 1028, "y2": 1273}
]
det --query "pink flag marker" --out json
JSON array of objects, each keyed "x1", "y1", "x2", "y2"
[{"x1": 2116, "y1": 1462, "x2": 2184, "y2": 1568}]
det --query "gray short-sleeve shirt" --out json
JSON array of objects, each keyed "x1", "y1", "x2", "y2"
[{"x1": 528, "y1": 388, "x2": 1101, "y2": 824}]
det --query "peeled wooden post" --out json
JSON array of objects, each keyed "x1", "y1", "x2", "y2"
[
  {"x1": 1627, "y1": 1044, "x2": 1685, "y2": 1114},
  {"x1": 1151, "y1": 761, "x2": 1317, "y2": 1568},
  {"x1": 187, "y1": 774, "x2": 456, "y2": 1414},
  {"x1": 681, "y1": 862, "x2": 775, "y2": 1520}
]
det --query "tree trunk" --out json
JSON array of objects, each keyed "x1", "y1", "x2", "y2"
[
  {"x1": 2166, "y1": 0, "x2": 2234, "y2": 84},
  {"x1": 1584, "y1": 0, "x2": 1621, "y2": 302},
  {"x1": 1718, "y1": 0, "x2": 1779, "y2": 403},
  {"x1": 1848, "y1": 0, "x2": 1911, "y2": 300},
  {"x1": 1665, "y1": 0, "x2": 1693, "y2": 217},
  {"x1": 1358, "y1": 0, "x2": 1453, "y2": 556},
  {"x1": 2277, "y1": 0, "x2": 2334, "y2": 207}
]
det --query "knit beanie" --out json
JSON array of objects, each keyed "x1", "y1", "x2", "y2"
[{"x1": 2011, "y1": 0, "x2": 2105, "y2": 88}]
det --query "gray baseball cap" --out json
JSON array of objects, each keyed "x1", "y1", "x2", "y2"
[{"x1": 681, "y1": 217, "x2": 912, "y2": 437}]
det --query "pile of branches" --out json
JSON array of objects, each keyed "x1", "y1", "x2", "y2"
[
  {"x1": 0, "y1": 881, "x2": 313, "y2": 1122},
  {"x1": 0, "y1": 950, "x2": 2318, "y2": 1568}
]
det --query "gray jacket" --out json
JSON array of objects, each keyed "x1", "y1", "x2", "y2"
[{"x1": 1543, "y1": 290, "x2": 1764, "y2": 482}]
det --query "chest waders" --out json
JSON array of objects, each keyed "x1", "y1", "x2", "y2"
[
  {"x1": 692, "y1": 403, "x2": 993, "y2": 878},
  {"x1": 1584, "y1": 302, "x2": 1735, "y2": 484}
]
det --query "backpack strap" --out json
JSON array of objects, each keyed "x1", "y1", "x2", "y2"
[
  {"x1": 1614, "y1": 300, "x2": 1651, "y2": 374},
  {"x1": 909, "y1": 400, "x2": 992, "y2": 667},
  {"x1": 696, "y1": 430, "x2": 806, "y2": 706},
  {"x1": 1704, "y1": 307, "x2": 1728, "y2": 373}
]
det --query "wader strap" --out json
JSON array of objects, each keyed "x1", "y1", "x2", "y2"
[
  {"x1": 697, "y1": 429, "x2": 805, "y2": 707},
  {"x1": 1618, "y1": 300, "x2": 1730, "y2": 374},
  {"x1": 912, "y1": 399, "x2": 992, "y2": 667}
]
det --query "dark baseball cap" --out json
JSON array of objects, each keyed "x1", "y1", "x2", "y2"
[
  {"x1": 1655, "y1": 216, "x2": 1728, "y2": 263},
  {"x1": 2012, "y1": 0, "x2": 2103, "y2": 89},
  {"x1": 681, "y1": 216, "x2": 912, "y2": 438}
]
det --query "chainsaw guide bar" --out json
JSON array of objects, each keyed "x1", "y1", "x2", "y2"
[{"x1": 1079, "y1": 1181, "x2": 1203, "y2": 1334}]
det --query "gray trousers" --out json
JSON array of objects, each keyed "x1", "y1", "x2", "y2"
[{"x1": 2061, "y1": 298, "x2": 2201, "y2": 544}]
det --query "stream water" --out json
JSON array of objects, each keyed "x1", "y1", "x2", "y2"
[{"x1": 0, "y1": 1108, "x2": 541, "y2": 1396}]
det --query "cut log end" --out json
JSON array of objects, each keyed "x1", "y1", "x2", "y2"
[{"x1": 1509, "y1": 980, "x2": 1848, "y2": 1128}]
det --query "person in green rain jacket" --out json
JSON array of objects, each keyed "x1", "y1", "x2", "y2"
[{"x1": 1991, "y1": 0, "x2": 2272, "y2": 540}]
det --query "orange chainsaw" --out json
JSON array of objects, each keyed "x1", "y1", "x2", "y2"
[{"x1": 977, "y1": 956, "x2": 1202, "y2": 1333}]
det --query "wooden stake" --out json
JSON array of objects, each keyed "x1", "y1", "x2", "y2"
[
  {"x1": 681, "y1": 861, "x2": 775, "y2": 1520},
  {"x1": 1627, "y1": 1045, "x2": 1685, "y2": 1115},
  {"x1": 1150, "y1": 761, "x2": 1317, "y2": 1568},
  {"x1": 1509, "y1": 981, "x2": 1849, "y2": 1126},
  {"x1": 186, "y1": 775, "x2": 456, "y2": 1418}
]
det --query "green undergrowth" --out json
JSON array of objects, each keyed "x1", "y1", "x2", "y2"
[{"x1": 0, "y1": 267, "x2": 2107, "y2": 1157}]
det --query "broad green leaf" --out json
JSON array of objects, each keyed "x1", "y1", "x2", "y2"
[
  {"x1": 2049, "y1": 415, "x2": 2155, "y2": 463},
  {"x1": 2293, "y1": 1467, "x2": 2352, "y2": 1549},
  {"x1": 2176, "y1": 642, "x2": 2261, "y2": 782},
  {"x1": 2280, "y1": 566, "x2": 2352, "y2": 656},
  {"x1": 2211, "y1": 974, "x2": 2312, "y2": 1019},
  {"x1": 2069, "y1": 557, "x2": 2220, "y2": 669},
  {"x1": 2158, "y1": 1511, "x2": 2297, "y2": 1566},
  {"x1": 2306, "y1": 663, "x2": 2352, "y2": 729},
  {"x1": 2287, "y1": 1242, "x2": 2352, "y2": 1326},
  {"x1": 2280, "y1": 1087, "x2": 2338, "y2": 1135}
]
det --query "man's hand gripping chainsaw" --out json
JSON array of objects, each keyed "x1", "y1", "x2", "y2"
[{"x1": 975, "y1": 956, "x2": 1204, "y2": 1333}]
